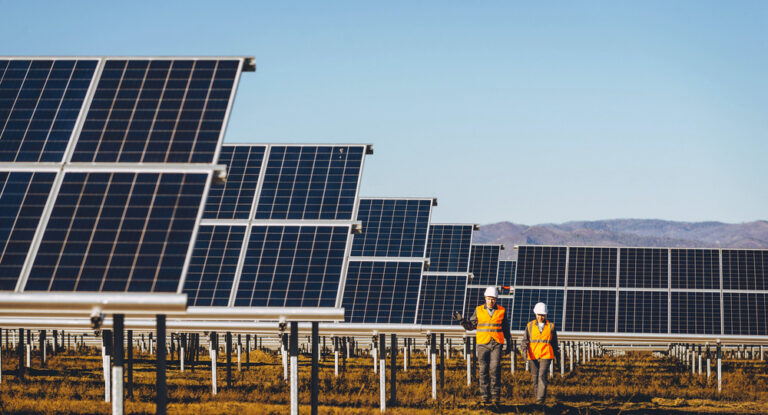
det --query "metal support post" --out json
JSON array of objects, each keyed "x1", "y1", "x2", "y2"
[
  {"x1": 390, "y1": 333, "x2": 397, "y2": 407},
  {"x1": 112, "y1": 314, "x2": 125, "y2": 415},
  {"x1": 156, "y1": 315, "x2": 167, "y2": 415},
  {"x1": 430, "y1": 333, "x2": 437, "y2": 400},
  {"x1": 209, "y1": 332, "x2": 217, "y2": 395},
  {"x1": 379, "y1": 333, "x2": 386, "y2": 413},
  {"x1": 290, "y1": 322, "x2": 299, "y2": 415},
  {"x1": 127, "y1": 330, "x2": 134, "y2": 398},
  {"x1": 439, "y1": 333, "x2": 445, "y2": 391},
  {"x1": 716, "y1": 341, "x2": 722, "y2": 394},
  {"x1": 225, "y1": 332, "x2": 232, "y2": 388},
  {"x1": 17, "y1": 328, "x2": 24, "y2": 380},
  {"x1": 311, "y1": 323, "x2": 319, "y2": 415}
]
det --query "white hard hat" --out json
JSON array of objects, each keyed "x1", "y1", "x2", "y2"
[
  {"x1": 484, "y1": 286, "x2": 498, "y2": 298},
  {"x1": 533, "y1": 302, "x2": 548, "y2": 315}
]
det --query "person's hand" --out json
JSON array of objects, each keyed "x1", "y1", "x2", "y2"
[{"x1": 452, "y1": 312, "x2": 463, "y2": 321}]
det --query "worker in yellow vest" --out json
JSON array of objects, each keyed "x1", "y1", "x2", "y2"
[
  {"x1": 520, "y1": 302, "x2": 559, "y2": 404},
  {"x1": 456, "y1": 286, "x2": 511, "y2": 405}
]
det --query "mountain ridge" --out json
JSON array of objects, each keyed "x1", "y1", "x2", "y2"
[{"x1": 473, "y1": 219, "x2": 768, "y2": 260}]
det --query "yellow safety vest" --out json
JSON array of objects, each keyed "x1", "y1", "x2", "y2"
[
  {"x1": 476, "y1": 305, "x2": 505, "y2": 345},
  {"x1": 527, "y1": 320, "x2": 555, "y2": 360}
]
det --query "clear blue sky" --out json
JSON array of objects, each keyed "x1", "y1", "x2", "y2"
[{"x1": 3, "y1": 1, "x2": 766, "y2": 225}]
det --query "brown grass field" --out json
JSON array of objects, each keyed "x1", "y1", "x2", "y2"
[{"x1": 1, "y1": 345, "x2": 767, "y2": 414}]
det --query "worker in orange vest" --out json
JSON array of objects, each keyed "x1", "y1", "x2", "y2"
[
  {"x1": 456, "y1": 286, "x2": 511, "y2": 405},
  {"x1": 520, "y1": 302, "x2": 559, "y2": 404}
]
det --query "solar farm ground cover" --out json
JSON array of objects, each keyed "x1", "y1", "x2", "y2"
[{"x1": 1, "y1": 347, "x2": 768, "y2": 414}]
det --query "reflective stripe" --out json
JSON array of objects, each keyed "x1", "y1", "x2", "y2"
[
  {"x1": 477, "y1": 329, "x2": 503, "y2": 332},
  {"x1": 530, "y1": 340, "x2": 550, "y2": 344}
]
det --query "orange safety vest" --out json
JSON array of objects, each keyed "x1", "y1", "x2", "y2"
[
  {"x1": 526, "y1": 320, "x2": 555, "y2": 360},
  {"x1": 476, "y1": 304, "x2": 506, "y2": 345}
]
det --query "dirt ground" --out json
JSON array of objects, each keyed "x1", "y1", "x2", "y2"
[{"x1": 0, "y1": 344, "x2": 767, "y2": 414}]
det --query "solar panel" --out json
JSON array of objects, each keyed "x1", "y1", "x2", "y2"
[
  {"x1": 723, "y1": 293, "x2": 768, "y2": 336},
  {"x1": 671, "y1": 291, "x2": 721, "y2": 335},
  {"x1": 425, "y1": 224, "x2": 473, "y2": 272},
  {"x1": 567, "y1": 247, "x2": 617, "y2": 288},
  {"x1": 234, "y1": 225, "x2": 349, "y2": 307},
  {"x1": 468, "y1": 244, "x2": 502, "y2": 286},
  {"x1": 619, "y1": 248, "x2": 668, "y2": 289},
  {"x1": 417, "y1": 273, "x2": 467, "y2": 325},
  {"x1": 618, "y1": 291, "x2": 667, "y2": 333},
  {"x1": 0, "y1": 59, "x2": 97, "y2": 162},
  {"x1": 71, "y1": 59, "x2": 241, "y2": 163},
  {"x1": 515, "y1": 246, "x2": 566, "y2": 287},
  {"x1": 254, "y1": 145, "x2": 365, "y2": 220},
  {"x1": 202, "y1": 145, "x2": 265, "y2": 219},
  {"x1": 351, "y1": 198, "x2": 432, "y2": 257},
  {"x1": 564, "y1": 289, "x2": 616, "y2": 332},
  {"x1": 25, "y1": 172, "x2": 207, "y2": 292},
  {"x1": 0, "y1": 56, "x2": 252, "y2": 299},
  {"x1": 497, "y1": 260, "x2": 516, "y2": 287},
  {"x1": 0, "y1": 171, "x2": 56, "y2": 290},
  {"x1": 671, "y1": 249, "x2": 720, "y2": 290},
  {"x1": 722, "y1": 249, "x2": 768, "y2": 290},
  {"x1": 183, "y1": 225, "x2": 246, "y2": 306},
  {"x1": 511, "y1": 288, "x2": 564, "y2": 331},
  {"x1": 341, "y1": 260, "x2": 422, "y2": 324}
]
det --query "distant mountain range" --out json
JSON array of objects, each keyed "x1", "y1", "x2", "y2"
[{"x1": 473, "y1": 219, "x2": 768, "y2": 260}]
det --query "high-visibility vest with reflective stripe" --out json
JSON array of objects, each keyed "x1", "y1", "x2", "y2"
[
  {"x1": 527, "y1": 320, "x2": 555, "y2": 360},
  {"x1": 476, "y1": 305, "x2": 505, "y2": 345}
]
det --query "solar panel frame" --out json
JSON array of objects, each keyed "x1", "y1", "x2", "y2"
[
  {"x1": 416, "y1": 273, "x2": 468, "y2": 326},
  {"x1": 192, "y1": 143, "x2": 370, "y2": 309},
  {"x1": 424, "y1": 223, "x2": 475, "y2": 273},
  {"x1": 2, "y1": 56, "x2": 251, "y2": 296},
  {"x1": 67, "y1": 57, "x2": 246, "y2": 165},
  {"x1": 342, "y1": 259, "x2": 423, "y2": 324},
  {"x1": 0, "y1": 58, "x2": 100, "y2": 164},
  {"x1": 350, "y1": 197, "x2": 434, "y2": 258}
]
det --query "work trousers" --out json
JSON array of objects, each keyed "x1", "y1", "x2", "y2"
[
  {"x1": 477, "y1": 340, "x2": 503, "y2": 400},
  {"x1": 529, "y1": 358, "x2": 552, "y2": 402}
]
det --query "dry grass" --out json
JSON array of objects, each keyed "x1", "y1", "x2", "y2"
[{"x1": 1, "y1": 346, "x2": 767, "y2": 414}]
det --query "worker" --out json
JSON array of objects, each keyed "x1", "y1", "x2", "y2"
[
  {"x1": 520, "y1": 302, "x2": 559, "y2": 404},
  {"x1": 454, "y1": 286, "x2": 511, "y2": 405}
]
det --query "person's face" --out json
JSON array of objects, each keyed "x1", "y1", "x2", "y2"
[
  {"x1": 536, "y1": 314, "x2": 546, "y2": 323},
  {"x1": 485, "y1": 296, "x2": 496, "y2": 308}
]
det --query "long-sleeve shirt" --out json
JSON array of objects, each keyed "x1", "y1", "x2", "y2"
[
  {"x1": 460, "y1": 305, "x2": 511, "y2": 345},
  {"x1": 520, "y1": 320, "x2": 560, "y2": 360}
]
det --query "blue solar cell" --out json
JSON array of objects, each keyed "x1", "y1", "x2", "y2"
[
  {"x1": 671, "y1": 291, "x2": 721, "y2": 335},
  {"x1": 723, "y1": 293, "x2": 768, "y2": 336},
  {"x1": 25, "y1": 172, "x2": 207, "y2": 292},
  {"x1": 515, "y1": 246, "x2": 567, "y2": 287},
  {"x1": 71, "y1": 59, "x2": 240, "y2": 163},
  {"x1": 671, "y1": 249, "x2": 720, "y2": 290},
  {"x1": 468, "y1": 245, "x2": 501, "y2": 286},
  {"x1": 511, "y1": 288, "x2": 564, "y2": 331},
  {"x1": 234, "y1": 225, "x2": 348, "y2": 307},
  {"x1": 342, "y1": 260, "x2": 422, "y2": 323},
  {"x1": 722, "y1": 250, "x2": 768, "y2": 290},
  {"x1": 498, "y1": 260, "x2": 516, "y2": 288},
  {"x1": 254, "y1": 146, "x2": 364, "y2": 220},
  {"x1": 425, "y1": 225, "x2": 473, "y2": 272},
  {"x1": 351, "y1": 199, "x2": 431, "y2": 258},
  {"x1": 417, "y1": 274, "x2": 467, "y2": 325},
  {"x1": 183, "y1": 225, "x2": 246, "y2": 306},
  {"x1": 0, "y1": 59, "x2": 97, "y2": 162},
  {"x1": 568, "y1": 247, "x2": 617, "y2": 288},
  {"x1": 619, "y1": 248, "x2": 668, "y2": 289},
  {"x1": 203, "y1": 145, "x2": 265, "y2": 219},
  {"x1": 618, "y1": 291, "x2": 667, "y2": 333},
  {"x1": 565, "y1": 290, "x2": 616, "y2": 332},
  {"x1": 0, "y1": 171, "x2": 56, "y2": 290}
]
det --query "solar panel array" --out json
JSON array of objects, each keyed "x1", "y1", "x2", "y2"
[
  {"x1": 185, "y1": 144, "x2": 369, "y2": 308},
  {"x1": 417, "y1": 224, "x2": 475, "y2": 325},
  {"x1": 512, "y1": 245, "x2": 768, "y2": 335},
  {"x1": 0, "y1": 57, "x2": 250, "y2": 297},
  {"x1": 342, "y1": 198, "x2": 433, "y2": 324}
]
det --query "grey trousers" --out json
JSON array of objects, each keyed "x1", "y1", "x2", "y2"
[
  {"x1": 529, "y1": 359, "x2": 552, "y2": 402},
  {"x1": 477, "y1": 341, "x2": 502, "y2": 399}
]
